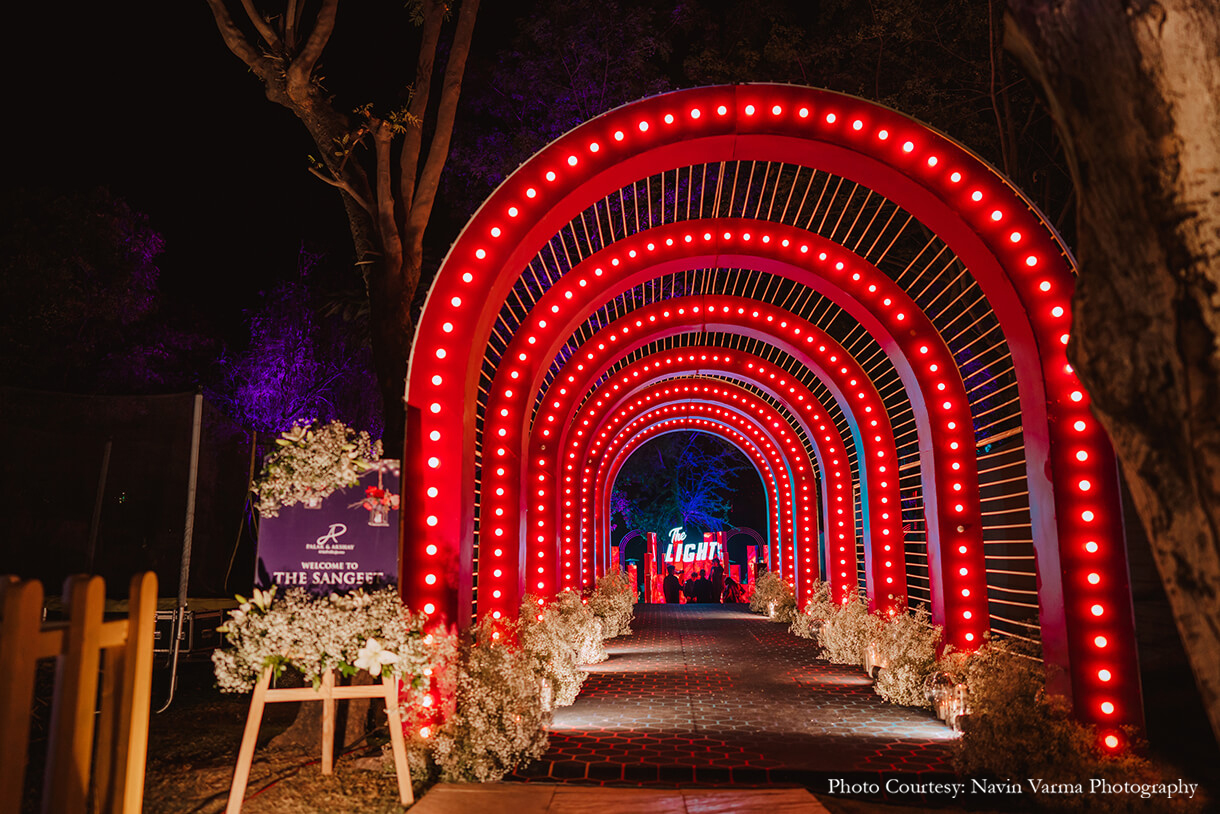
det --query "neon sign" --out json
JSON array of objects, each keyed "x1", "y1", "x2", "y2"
[{"x1": 662, "y1": 527, "x2": 722, "y2": 564}]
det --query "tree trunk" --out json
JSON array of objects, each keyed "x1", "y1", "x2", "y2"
[
  {"x1": 267, "y1": 670, "x2": 378, "y2": 753},
  {"x1": 367, "y1": 250, "x2": 412, "y2": 458},
  {"x1": 1006, "y1": 0, "x2": 1220, "y2": 745}
]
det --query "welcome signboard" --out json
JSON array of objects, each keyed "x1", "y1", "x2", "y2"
[{"x1": 255, "y1": 462, "x2": 401, "y2": 594}]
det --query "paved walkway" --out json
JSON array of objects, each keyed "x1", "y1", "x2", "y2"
[
  {"x1": 411, "y1": 784, "x2": 830, "y2": 813},
  {"x1": 510, "y1": 604, "x2": 957, "y2": 788}
]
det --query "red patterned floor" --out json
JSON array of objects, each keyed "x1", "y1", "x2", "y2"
[{"x1": 509, "y1": 603, "x2": 958, "y2": 788}]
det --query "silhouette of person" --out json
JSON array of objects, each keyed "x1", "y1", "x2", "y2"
[
  {"x1": 663, "y1": 565, "x2": 681, "y2": 604},
  {"x1": 695, "y1": 569, "x2": 713, "y2": 603},
  {"x1": 722, "y1": 575, "x2": 743, "y2": 603},
  {"x1": 683, "y1": 572, "x2": 698, "y2": 603},
  {"x1": 710, "y1": 562, "x2": 725, "y2": 604}
]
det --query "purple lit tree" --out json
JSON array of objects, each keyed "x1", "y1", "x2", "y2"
[
  {"x1": 0, "y1": 188, "x2": 212, "y2": 393},
  {"x1": 212, "y1": 246, "x2": 382, "y2": 439}
]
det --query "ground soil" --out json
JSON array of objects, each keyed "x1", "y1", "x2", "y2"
[{"x1": 140, "y1": 661, "x2": 409, "y2": 814}]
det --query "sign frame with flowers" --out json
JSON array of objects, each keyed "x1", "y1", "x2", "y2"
[{"x1": 254, "y1": 459, "x2": 401, "y2": 595}]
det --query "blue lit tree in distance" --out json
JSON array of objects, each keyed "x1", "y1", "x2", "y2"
[{"x1": 611, "y1": 431, "x2": 752, "y2": 541}]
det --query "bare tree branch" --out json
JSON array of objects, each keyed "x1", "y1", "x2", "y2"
[
  {"x1": 399, "y1": 0, "x2": 447, "y2": 222},
  {"x1": 307, "y1": 165, "x2": 373, "y2": 214},
  {"x1": 239, "y1": 0, "x2": 283, "y2": 52},
  {"x1": 204, "y1": 0, "x2": 276, "y2": 81},
  {"x1": 405, "y1": 0, "x2": 481, "y2": 250},
  {"x1": 288, "y1": 0, "x2": 339, "y2": 92},
  {"x1": 285, "y1": 0, "x2": 300, "y2": 49},
  {"x1": 373, "y1": 122, "x2": 404, "y2": 271},
  {"x1": 988, "y1": 0, "x2": 1011, "y2": 175}
]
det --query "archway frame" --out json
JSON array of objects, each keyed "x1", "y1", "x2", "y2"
[
  {"x1": 404, "y1": 85, "x2": 1139, "y2": 733},
  {"x1": 553, "y1": 333, "x2": 896, "y2": 610}
]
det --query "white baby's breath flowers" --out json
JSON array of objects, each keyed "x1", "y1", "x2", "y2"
[
  {"x1": 749, "y1": 570, "x2": 797, "y2": 622},
  {"x1": 211, "y1": 586, "x2": 435, "y2": 692},
  {"x1": 586, "y1": 570, "x2": 635, "y2": 639},
  {"x1": 252, "y1": 420, "x2": 382, "y2": 517}
]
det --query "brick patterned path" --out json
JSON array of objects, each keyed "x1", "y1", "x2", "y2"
[{"x1": 510, "y1": 603, "x2": 957, "y2": 787}]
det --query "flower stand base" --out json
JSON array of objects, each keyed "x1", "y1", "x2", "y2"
[{"x1": 225, "y1": 668, "x2": 413, "y2": 813}]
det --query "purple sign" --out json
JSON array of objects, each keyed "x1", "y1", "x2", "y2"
[{"x1": 255, "y1": 461, "x2": 401, "y2": 594}]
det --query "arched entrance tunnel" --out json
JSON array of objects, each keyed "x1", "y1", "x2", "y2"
[{"x1": 401, "y1": 85, "x2": 1141, "y2": 744}]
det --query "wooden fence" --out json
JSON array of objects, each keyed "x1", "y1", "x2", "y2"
[{"x1": 0, "y1": 572, "x2": 157, "y2": 814}]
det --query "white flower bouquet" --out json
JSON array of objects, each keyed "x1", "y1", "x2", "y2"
[
  {"x1": 252, "y1": 420, "x2": 382, "y2": 517},
  {"x1": 748, "y1": 570, "x2": 797, "y2": 622},
  {"x1": 586, "y1": 570, "x2": 635, "y2": 639},
  {"x1": 517, "y1": 591, "x2": 603, "y2": 708},
  {"x1": 211, "y1": 586, "x2": 444, "y2": 692}
]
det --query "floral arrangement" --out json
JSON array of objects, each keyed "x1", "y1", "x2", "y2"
[
  {"x1": 789, "y1": 579, "x2": 835, "y2": 640},
  {"x1": 748, "y1": 571, "x2": 797, "y2": 622},
  {"x1": 818, "y1": 594, "x2": 881, "y2": 665},
  {"x1": 252, "y1": 420, "x2": 382, "y2": 517},
  {"x1": 872, "y1": 605, "x2": 941, "y2": 707},
  {"x1": 429, "y1": 617, "x2": 550, "y2": 783},
  {"x1": 518, "y1": 591, "x2": 604, "y2": 708},
  {"x1": 790, "y1": 582, "x2": 939, "y2": 706},
  {"x1": 211, "y1": 586, "x2": 444, "y2": 692},
  {"x1": 948, "y1": 638, "x2": 1203, "y2": 813},
  {"x1": 361, "y1": 484, "x2": 400, "y2": 513},
  {"x1": 782, "y1": 586, "x2": 1203, "y2": 809},
  {"x1": 586, "y1": 570, "x2": 635, "y2": 639}
]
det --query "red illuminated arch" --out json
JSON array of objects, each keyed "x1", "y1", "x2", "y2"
[
  {"x1": 599, "y1": 409, "x2": 796, "y2": 579},
  {"x1": 523, "y1": 291, "x2": 953, "y2": 622},
  {"x1": 556, "y1": 356, "x2": 843, "y2": 598},
  {"x1": 405, "y1": 85, "x2": 1140, "y2": 735},
  {"x1": 481, "y1": 227, "x2": 986, "y2": 641},
  {"x1": 553, "y1": 349, "x2": 886, "y2": 610}
]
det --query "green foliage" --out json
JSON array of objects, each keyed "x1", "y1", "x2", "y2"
[
  {"x1": 951, "y1": 640, "x2": 1204, "y2": 812},
  {"x1": 431, "y1": 617, "x2": 550, "y2": 783},
  {"x1": 610, "y1": 432, "x2": 751, "y2": 539},
  {"x1": 748, "y1": 571, "x2": 797, "y2": 623},
  {"x1": 587, "y1": 570, "x2": 636, "y2": 639},
  {"x1": 819, "y1": 595, "x2": 880, "y2": 666},
  {"x1": 872, "y1": 605, "x2": 941, "y2": 708}
]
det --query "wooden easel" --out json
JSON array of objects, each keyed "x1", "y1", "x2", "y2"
[{"x1": 225, "y1": 667, "x2": 413, "y2": 813}]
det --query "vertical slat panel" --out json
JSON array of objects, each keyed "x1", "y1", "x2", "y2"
[
  {"x1": 0, "y1": 578, "x2": 44, "y2": 814},
  {"x1": 115, "y1": 571, "x2": 157, "y2": 813},
  {"x1": 44, "y1": 574, "x2": 104, "y2": 814}
]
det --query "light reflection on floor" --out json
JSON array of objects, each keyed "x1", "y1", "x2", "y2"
[{"x1": 511, "y1": 604, "x2": 958, "y2": 786}]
